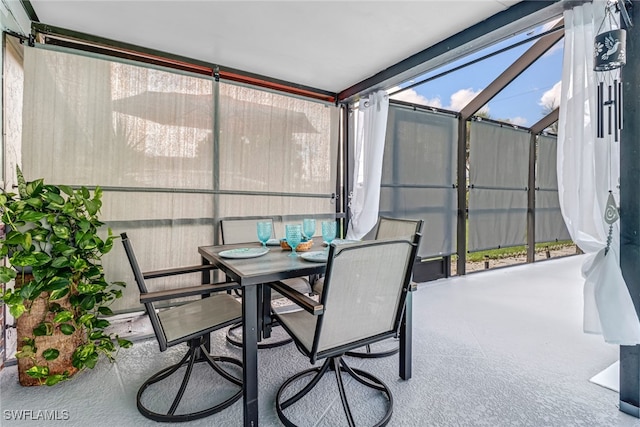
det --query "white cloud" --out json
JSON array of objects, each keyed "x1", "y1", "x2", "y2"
[
  {"x1": 504, "y1": 116, "x2": 528, "y2": 126},
  {"x1": 387, "y1": 86, "x2": 442, "y2": 108},
  {"x1": 539, "y1": 81, "x2": 562, "y2": 109},
  {"x1": 448, "y1": 88, "x2": 489, "y2": 115}
]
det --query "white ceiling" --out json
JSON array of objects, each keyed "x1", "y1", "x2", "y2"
[{"x1": 25, "y1": 1, "x2": 563, "y2": 98}]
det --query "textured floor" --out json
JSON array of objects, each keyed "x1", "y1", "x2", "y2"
[{"x1": 2, "y1": 254, "x2": 640, "y2": 426}]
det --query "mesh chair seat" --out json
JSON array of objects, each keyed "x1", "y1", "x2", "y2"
[
  {"x1": 159, "y1": 293, "x2": 241, "y2": 345},
  {"x1": 121, "y1": 233, "x2": 243, "y2": 423}
]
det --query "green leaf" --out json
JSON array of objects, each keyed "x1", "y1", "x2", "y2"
[
  {"x1": 43, "y1": 192, "x2": 65, "y2": 205},
  {"x1": 59, "y1": 323, "x2": 76, "y2": 335},
  {"x1": 19, "y1": 280, "x2": 39, "y2": 300},
  {"x1": 77, "y1": 283, "x2": 104, "y2": 294},
  {"x1": 97, "y1": 306, "x2": 113, "y2": 316},
  {"x1": 72, "y1": 257, "x2": 88, "y2": 270},
  {"x1": 52, "y1": 224, "x2": 70, "y2": 239},
  {"x1": 98, "y1": 339, "x2": 115, "y2": 353},
  {"x1": 16, "y1": 165, "x2": 27, "y2": 198},
  {"x1": 89, "y1": 331, "x2": 105, "y2": 340},
  {"x1": 9, "y1": 304, "x2": 25, "y2": 318},
  {"x1": 51, "y1": 257, "x2": 70, "y2": 268},
  {"x1": 0, "y1": 266, "x2": 17, "y2": 283},
  {"x1": 12, "y1": 251, "x2": 50, "y2": 267},
  {"x1": 33, "y1": 322, "x2": 53, "y2": 336},
  {"x1": 3, "y1": 230, "x2": 27, "y2": 245},
  {"x1": 58, "y1": 185, "x2": 74, "y2": 196},
  {"x1": 78, "y1": 313, "x2": 95, "y2": 326},
  {"x1": 84, "y1": 198, "x2": 100, "y2": 216},
  {"x1": 24, "y1": 197, "x2": 44, "y2": 209},
  {"x1": 26, "y1": 365, "x2": 49, "y2": 379},
  {"x1": 80, "y1": 295, "x2": 96, "y2": 311},
  {"x1": 53, "y1": 310, "x2": 73, "y2": 323},
  {"x1": 20, "y1": 210, "x2": 46, "y2": 222},
  {"x1": 94, "y1": 318, "x2": 110, "y2": 329},
  {"x1": 80, "y1": 187, "x2": 90, "y2": 199},
  {"x1": 42, "y1": 348, "x2": 60, "y2": 361},
  {"x1": 45, "y1": 374, "x2": 66, "y2": 386},
  {"x1": 45, "y1": 277, "x2": 70, "y2": 292},
  {"x1": 48, "y1": 287, "x2": 69, "y2": 301},
  {"x1": 84, "y1": 352, "x2": 99, "y2": 369},
  {"x1": 15, "y1": 345, "x2": 35, "y2": 359},
  {"x1": 118, "y1": 338, "x2": 133, "y2": 348}
]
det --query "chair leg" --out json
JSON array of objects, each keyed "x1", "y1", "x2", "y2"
[
  {"x1": 332, "y1": 357, "x2": 356, "y2": 427},
  {"x1": 275, "y1": 356, "x2": 393, "y2": 427},
  {"x1": 137, "y1": 338, "x2": 243, "y2": 422}
]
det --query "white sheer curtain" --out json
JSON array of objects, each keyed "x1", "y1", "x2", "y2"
[
  {"x1": 346, "y1": 90, "x2": 389, "y2": 240},
  {"x1": 558, "y1": 1, "x2": 640, "y2": 344}
]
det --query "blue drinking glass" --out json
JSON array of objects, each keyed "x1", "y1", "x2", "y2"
[
  {"x1": 302, "y1": 218, "x2": 316, "y2": 240},
  {"x1": 285, "y1": 224, "x2": 303, "y2": 257},
  {"x1": 256, "y1": 221, "x2": 272, "y2": 247},
  {"x1": 321, "y1": 221, "x2": 336, "y2": 251}
]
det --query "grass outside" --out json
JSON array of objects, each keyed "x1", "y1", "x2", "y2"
[{"x1": 465, "y1": 240, "x2": 575, "y2": 262}]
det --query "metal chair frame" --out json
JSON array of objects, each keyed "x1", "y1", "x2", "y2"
[
  {"x1": 121, "y1": 232, "x2": 243, "y2": 422},
  {"x1": 345, "y1": 217, "x2": 423, "y2": 359}
]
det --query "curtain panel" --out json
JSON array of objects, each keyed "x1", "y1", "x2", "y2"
[
  {"x1": 346, "y1": 91, "x2": 389, "y2": 240},
  {"x1": 21, "y1": 46, "x2": 339, "y2": 312},
  {"x1": 468, "y1": 121, "x2": 529, "y2": 252},
  {"x1": 535, "y1": 134, "x2": 571, "y2": 243},
  {"x1": 558, "y1": 1, "x2": 640, "y2": 344},
  {"x1": 378, "y1": 104, "x2": 457, "y2": 257}
]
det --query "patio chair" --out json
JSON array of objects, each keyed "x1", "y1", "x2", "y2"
[
  {"x1": 120, "y1": 233, "x2": 243, "y2": 422},
  {"x1": 270, "y1": 235, "x2": 420, "y2": 426},
  {"x1": 312, "y1": 216, "x2": 423, "y2": 359},
  {"x1": 220, "y1": 218, "x2": 312, "y2": 349}
]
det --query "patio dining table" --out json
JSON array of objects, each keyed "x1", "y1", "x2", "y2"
[{"x1": 198, "y1": 237, "x2": 414, "y2": 427}]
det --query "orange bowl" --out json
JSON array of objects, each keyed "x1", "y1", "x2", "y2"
[{"x1": 280, "y1": 239, "x2": 313, "y2": 252}]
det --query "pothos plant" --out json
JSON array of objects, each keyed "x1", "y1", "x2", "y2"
[{"x1": 0, "y1": 166, "x2": 132, "y2": 385}]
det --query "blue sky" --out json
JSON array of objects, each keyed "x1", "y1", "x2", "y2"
[{"x1": 390, "y1": 20, "x2": 563, "y2": 128}]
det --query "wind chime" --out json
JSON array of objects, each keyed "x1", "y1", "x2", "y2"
[{"x1": 594, "y1": 0, "x2": 632, "y2": 254}]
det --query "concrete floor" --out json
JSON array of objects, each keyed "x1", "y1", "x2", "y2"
[{"x1": 2, "y1": 253, "x2": 640, "y2": 426}]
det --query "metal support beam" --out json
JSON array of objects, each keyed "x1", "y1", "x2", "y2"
[
  {"x1": 530, "y1": 107, "x2": 559, "y2": 134},
  {"x1": 460, "y1": 19, "x2": 564, "y2": 120},
  {"x1": 527, "y1": 132, "x2": 537, "y2": 263},
  {"x1": 527, "y1": 107, "x2": 559, "y2": 263},
  {"x1": 620, "y1": 0, "x2": 640, "y2": 418},
  {"x1": 456, "y1": 118, "x2": 468, "y2": 275}
]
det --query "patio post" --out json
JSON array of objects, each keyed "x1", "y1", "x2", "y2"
[{"x1": 619, "y1": 0, "x2": 640, "y2": 418}]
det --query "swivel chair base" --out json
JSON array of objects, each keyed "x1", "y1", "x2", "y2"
[
  {"x1": 137, "y1": 338, "x2": 242, "y2": 422},
  {"x1": 276, "y1": 356, "x2": 393, "y2": 427}
]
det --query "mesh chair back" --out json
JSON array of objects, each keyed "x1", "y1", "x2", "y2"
[
  {"x1": 120, "y1": 233, "x2": 168, "y2": 350},
  {"x1": 220, "y1": 218, "x2": 274, "y2": 244},
  {"x1": 375, "y1": 216, "x2": 423, "y2": 240},
  {"x1": 312, "y1": 236, "x2": 418, "y2": 357}
]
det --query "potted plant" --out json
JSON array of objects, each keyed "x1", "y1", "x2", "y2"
[{"x1": 0, "y1": 166, "x2": 131, "y2": 386}]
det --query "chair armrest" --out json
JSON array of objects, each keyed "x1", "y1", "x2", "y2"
[
  {"x1": 140, "y1": 281, "x2": 240, "y2": 304},
  {"x1": 143, "y1": 264, "x2": 218, "y2": 279},
  {"x1": 270, "y1": 281, "x2": 324, "y2": 316}
]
